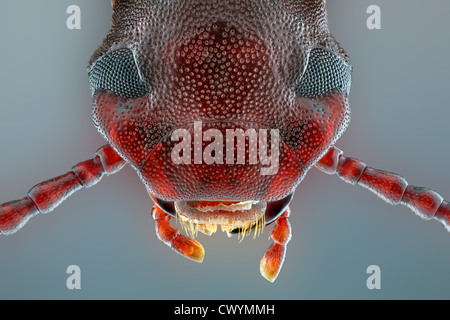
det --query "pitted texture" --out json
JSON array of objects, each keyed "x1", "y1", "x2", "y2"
[
  {"x1": 90, "y1": 0, "x2": 352, "y2": 201},
  {"x1": 296, "y1": 48, "x2": 352, "y2": 98},
  {"x1": 88, "y1": 48, "x2": 148, "y2": 98}
]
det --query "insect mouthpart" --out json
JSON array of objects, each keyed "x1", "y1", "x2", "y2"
[
  {"x1": 150, "y1": 193, "x2": 293, "y2": 239},
  {"x1": 175, "y1": 200, "x2": 267, "y2": 238}
]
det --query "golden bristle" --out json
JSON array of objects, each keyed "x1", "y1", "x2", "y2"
[{"x1": 175, "y1": 211, "x2": 266, "y2": 241}]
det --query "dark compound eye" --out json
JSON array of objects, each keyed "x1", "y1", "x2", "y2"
[
  {"x1": 296, "y1": 48, "x2": 352, "y2": 98},
  {"x1": 88, "y1": 48, "x2": 149, "y2": 98}
]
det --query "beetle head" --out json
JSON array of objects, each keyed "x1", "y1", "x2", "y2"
[{"x1": 88, "y1": 0, "x2": 351, "y2": 229}]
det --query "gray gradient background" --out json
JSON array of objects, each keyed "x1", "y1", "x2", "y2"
[{"x1": 1, "y1": 0, "x2": 449, "y2": 299}]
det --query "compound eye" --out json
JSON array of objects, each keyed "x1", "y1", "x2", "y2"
[
  {"x1": 88, "y1": 48, "x2": 149, "y2": 98},
  {"x1": 296, "y1": 48, "x2": 352, "y2": 98}
]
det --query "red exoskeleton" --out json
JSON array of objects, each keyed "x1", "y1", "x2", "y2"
[{"x1": 0, "y1": 0, "x2": 449, "y2": 283}]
